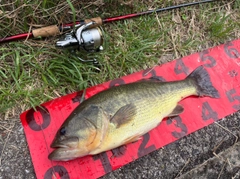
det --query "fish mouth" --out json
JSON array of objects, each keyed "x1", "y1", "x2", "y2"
[
  {"x1": 48, "y1": 147, "x2": 79, "y2": 161},
  {"x1": 50, "y1": 136, "x2": 79, "y2": 148},
  {"x1": 49, "y1": 137, "x2": 85, "y2": 161},
  {"x1": 49, "y1": 142, "x2": 80, "y2": 161},
  {"x1": 50, "y1": 142, "x2": 70, "y2": 149}
]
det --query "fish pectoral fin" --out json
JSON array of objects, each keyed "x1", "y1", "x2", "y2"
[
  {"x1": 110, "y1": 103, "x2": 137, "y2": 128},
  {"x1": 168, "y1": 104, "x2": 184, "y2": 117}
]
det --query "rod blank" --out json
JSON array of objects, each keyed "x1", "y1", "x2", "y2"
[{"x1": 0, "y1": 0, "x2": 215, "y2": 44}]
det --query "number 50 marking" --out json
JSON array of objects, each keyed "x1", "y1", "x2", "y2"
[{"x1": 226, "y1": 89, "x2": 240, "y2": 110}]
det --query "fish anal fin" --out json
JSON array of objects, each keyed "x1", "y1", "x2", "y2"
[
  {"x1": 123, "y1": 135, "x2": 142, "y2": 145},
  {"x1": 110, "y1": 103, "x2": 137, "y2": 128},
  {"x1": 168, "y1": 104, "x2": 184, "y2": 117}
]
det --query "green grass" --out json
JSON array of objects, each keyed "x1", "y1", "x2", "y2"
[
  {"x1": 208, "y1": 13, "x2": 236, "y2": 42},
  {"x1": 0, "y1": 0, "x2": 239, "y2": 117}
]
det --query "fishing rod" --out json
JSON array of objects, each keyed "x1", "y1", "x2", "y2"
[{"x1": 0, "y1": 0, "x2": 215, "y2": 59}]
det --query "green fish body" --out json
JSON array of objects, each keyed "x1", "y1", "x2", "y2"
[{"x1": 49, "y1": 66, "x2": 219, "y2": 161}]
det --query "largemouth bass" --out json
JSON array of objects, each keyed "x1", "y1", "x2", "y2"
[{"x1": 49, "y1": 66, "x2": 219, "y2": 161}]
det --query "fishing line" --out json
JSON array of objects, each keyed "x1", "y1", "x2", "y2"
[{"x1": 35, "y1": 107, "x2": 59, "y2": 178}]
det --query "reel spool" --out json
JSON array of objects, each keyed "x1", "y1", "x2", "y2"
[{"x1": 56, "y1": 21, "x2": 104, "y2": 63}]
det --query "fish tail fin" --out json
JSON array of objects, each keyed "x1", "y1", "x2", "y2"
[{"x1": 187, "y1": 66, "x2": 220, "y2": 98}]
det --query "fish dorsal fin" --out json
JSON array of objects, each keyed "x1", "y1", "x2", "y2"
[
  {"x1": 139, "y1": 76, "x2": 166, "y2": 83},
  {"x1": 80, "y1": 89, "x2": 86, "y2": 103},
  {"x1": 149, "y1": 76, "x2": 166, "y2": 82},
  {"x1": 168, "y1": 104, "x2": 184, "y2": 117},
  {"x1": 110, "y1": 103, "x2": 137, "y2": 128}
]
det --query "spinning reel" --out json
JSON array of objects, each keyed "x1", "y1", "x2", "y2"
[{"x1": 56, "y1": 21, "x2": 104, "y2": 64}]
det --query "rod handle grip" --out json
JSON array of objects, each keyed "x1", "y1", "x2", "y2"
[
  {"x1": 32, "y1": 25, "x2": 60, "y2": 38},
  {"x1": 32, "y1": 17, "x2": 102, "y2": 38},
  {"x1": 84, "y1": 17, "x2": 102, "y2": 27}
]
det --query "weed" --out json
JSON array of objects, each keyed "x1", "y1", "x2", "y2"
[{"x1": 208, "y1": 13, "x2": 235, "y2": 42}]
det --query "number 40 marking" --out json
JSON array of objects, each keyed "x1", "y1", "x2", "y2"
[{"x1": 201, "y1": 102, "x2": 219, "y2": 121}]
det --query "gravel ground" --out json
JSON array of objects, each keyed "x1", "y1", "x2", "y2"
[
  {"x1": 0, "y1": 119, "x2": 35, "y2": 179},
  {"x1": 178, "y1": 142, "x2": 240, "y2": 179},
  {"x1": 0, "y1": 111, "x2": 239, "y2": 179}
]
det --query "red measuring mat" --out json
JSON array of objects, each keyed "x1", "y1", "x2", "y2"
[{"x1": 20, "y1": 40, "x2": 240, "y2": 179}]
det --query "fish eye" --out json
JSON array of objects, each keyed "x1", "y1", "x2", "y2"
[{"x1": 59, "y1": 127, "x2": 66, "y2": 135}]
